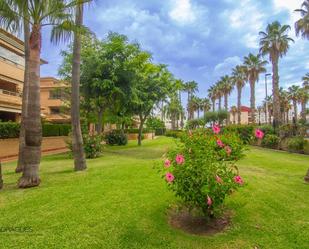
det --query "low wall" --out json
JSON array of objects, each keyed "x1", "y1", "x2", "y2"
[{"x1": 0, "y1": 136, "x2": 68, "y2": 160}]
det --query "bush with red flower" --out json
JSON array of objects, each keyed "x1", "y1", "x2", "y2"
[{"x1": 160, "y1": 127, "x2": 245, "y2": 218}]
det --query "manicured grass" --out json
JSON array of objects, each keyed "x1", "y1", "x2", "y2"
[{"x1": 0, "y1": 137, "x2": 309, "y2": 249}]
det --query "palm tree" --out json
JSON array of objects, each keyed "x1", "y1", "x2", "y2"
[
  {"x1": 288, "y1": 85, "x2": 301, "y2": 123},
  {"x1": 184, "y1": 81, "x2": 198, "y2": 120},
  {"x1": 243, "y1": 53, "x2": 267, "y2": 124},
  {"x1": 230, "y1": 106, "x2": 237, "y2": 124},
  {"x1": 220, "y1": 75, "x2": 234, "y2": 125},
  {"x1": 201, "y1": 98, "x2": 211, "y2": 118},
  {"x1": 298, "y1": 87, "x2": 309, "y2": 122},
  {"x1": 257, "y1": 106, "x2": 263, "y2": 125},
  {"x1": 295, "y1": 1, "x2": 309, "y2": 39},
  {"x1": 302, "y1": 73, "x2": 309, "y2": 90},
  {"x1": 0, "y1": 0, "x2": 88, "y2": 187},
  {"x1": 214, "y1": 81, "x2": 223, "y2": 110},
  {"x1": 208, "y1": 86, "x2": 217, "y2": 112},
  {"x1": 279, "y1": 88, "x2": 291, "y2": 124},
  {"x1": 232, "y1": 65, "x2": 247, "y2": 124},
  {"x1": 259, "y1": 21, "x2": 294, "y2": 128},
  {"x1": 71, "y1": 2, "x2": 87, "y2": 171}
]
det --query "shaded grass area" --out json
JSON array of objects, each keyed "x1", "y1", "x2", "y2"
[{"x1": 0, "y1": 137, "x2": 309, "y2": 249}]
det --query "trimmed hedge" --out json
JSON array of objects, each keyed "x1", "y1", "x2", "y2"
[
  {"x1": 165, "y1": 130, "x2": 184, "y2": 138},
  {"x1": 0, "y1": 122, "x2": 20, "y2": 138},
  {"x1": 0, "y1": 122, "x2": 71, "y2": 138}
]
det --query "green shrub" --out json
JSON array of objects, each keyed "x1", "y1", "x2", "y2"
[
  {"x1": 0, "y1": 122, "x2": 20, "y2": 138},
  {"x1": 42, "y1": 124, "x2": 71, "y2": 137},
  {"x1": 204, "y1": 112, "x2": 218, "y2": 124},
  {"x1": 259, "y1": 125, "x2": 275, "y2": 136},
  {"x1": 224, "y1": 125, "x2": 255, "y2": 144},
  {"x1": 155, "y1": 128, "x2": 166, "y2": 136},
  {"x1": 165, "y1": 130, "x2": 183, "y2": 138},
  {"x1": 66, "y1": 133, "x2": 104, "y2": 159},
  {"x1": 105, "y1": 131, "x2": 128, "y2": 146},
  {"x1": 159, "y1": 129, "x2": 245, "y2": 218},
  {"x1": 261, "y1": 134, "x2": 280, "y2": 149},
  {"x1": 279, "y1": 124, "x2": 294, "y2": 138},
  {"x1": 287, "y1": 136, "x2": 307, "y2": 153}
]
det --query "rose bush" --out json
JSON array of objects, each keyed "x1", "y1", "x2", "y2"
[{"x1": 160, "y1": 127, "x2": 245, "y2": 218}]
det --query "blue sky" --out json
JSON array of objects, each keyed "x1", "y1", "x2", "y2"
[{"x1": 40, "y1": 0, "x2": 308, "y2": 108}]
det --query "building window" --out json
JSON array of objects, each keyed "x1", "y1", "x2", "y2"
[
  {"x1": 50, "y1": 107, "x2": 60, "y2": 114},
  {"x1": 49, "y1": 89, "x2": 63, "y2": 99}
]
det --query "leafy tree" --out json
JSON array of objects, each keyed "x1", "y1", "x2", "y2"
[
  {"x1": 131, "y1": 63, "x2": 173, "y2": 146},
  {"x1": 259, "y1": 21, "x2": 294, "y2": 128},
  {"x1": 243, "y1": 53, "x2": 267, "y2": 124}
]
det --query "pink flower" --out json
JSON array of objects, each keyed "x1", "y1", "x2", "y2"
[
  {"x1": 175, "y1": 154, "x2": 185, "y2": 165},
  {"x1": 216, "y1": 175, "x2": 223, "y2": 184},
  {"x1": 234, "y1": 175, "x2": 244, "y2": 185},
  {"x1": 164, "y1": 159, "x2": 171, "y2": 168},
  {"x1": 225, "y1": 146, "x2": 232, "y2": 156},
  {"x1": 255, "y1": 129, "x2": 264, "y2": 139},
  {"x1": 165, "y1": 172, "x2": 175, "y2": 182},
  {"x1": 216, "y1": 139, "x2": 224, "y2": 148},
  {"x1": 212, "y1": 124, "x2": 221, "y2": 134},
  {"x1": 207, "y1": 196, "x2": 212, "y2": 206}
]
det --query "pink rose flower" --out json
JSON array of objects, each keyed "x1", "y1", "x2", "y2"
[
  {"x1": 216, "y1": 175, "x2": 223, "y2": 184},
  {"x1": 165, "y1": 172, "x2": 175, "y2": 182},
  {"x1": 175, "y1": 154, "x2": 185, "y2": 165},
  {"x1": 164, "y1": 159, "x2": 171, "y2": 168},
  {"x1": 234, "y1": 175, "x2": 244, "y2": 185},
  {"x1": 212, "y1": 124, "x2": 220, "y2": 134},
  {"x1": 255, "y1": 129, "x2": 264, "y2": 139},
  {"x1": 207, "y1": 196, "x2": 212, "y2": 206},
  {"x1": 225, "y1": 146, "x2": 232, "y2": 156},
  {"x1": 216, "y1": 139, "x2": 224, "y2": 148}
]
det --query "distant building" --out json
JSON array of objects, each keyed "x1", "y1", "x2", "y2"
[
  {"x1": 40, "y1": 77, "x2": 70, "y2": 124},
  {"x1": 229, "y1": 106, "x2": 251, "y2": 125}
]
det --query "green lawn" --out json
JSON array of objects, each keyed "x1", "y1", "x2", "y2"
[{"x1": 1, "y1": 137, "x2": 309, "y2": 249}]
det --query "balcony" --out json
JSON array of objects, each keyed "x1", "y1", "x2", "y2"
[{"x1": 0, "y1": 88, "x2": 22, "y2": 107}]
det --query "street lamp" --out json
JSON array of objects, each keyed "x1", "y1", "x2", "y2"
[{"x1": 265, "y1": 73, "x2": 271, "y2": 124}]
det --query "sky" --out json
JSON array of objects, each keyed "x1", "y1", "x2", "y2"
[{"x1": 40, "y1": 0, "x2": 308, "y2": 108}]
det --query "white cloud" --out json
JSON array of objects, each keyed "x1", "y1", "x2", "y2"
[
  {"x1": 214, "y1": 56, "x2": 242, "y2": 76},
  {"x1": 169, "y1": 0, "x2": 196, "y2": 24}
]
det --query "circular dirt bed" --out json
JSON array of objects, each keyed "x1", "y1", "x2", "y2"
[{"x1": 168, "y1": 208, "x2": 231, "y2": 236}]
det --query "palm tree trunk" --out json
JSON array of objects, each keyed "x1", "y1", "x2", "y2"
[
  {"x1": 272, "y1": 58, "x2": 281, "y2": 128},
  {"x1": 218, "y1": 97, "x2": 222, "y2": 110},
  {"x1": 237, "y1": 86, "x2": 242, "y2": 124},
  {"x1": 286, "y1": 111, "x2": 289, "y2": 124},
  {"x1": 71, "y1": 4, "x2": 87, "y2": 171},
  {"x1": 293, "y1": 100, "x2": 298, "y2": 123},
  {"x1": 301, "y1": 101, "x2": 306, "y2": 122},
  {"x1": 212, "y1": 99, "x2": 215, "y2": 112},
  {"x1": 97, "y1": 108, "x2": 104, "y2": 134},
  {"x1": 16, "y1": 18, "x2": 30, "y2": 173},
  {"x1": 250, "y1": 79, "x2": 256, "y2": 124},
  {"x1": 18, "y1": 24, "x2": 42, "y2": 188},
  {"x1": 224, "y1": 93, "x2": 229, "y2": 125}
]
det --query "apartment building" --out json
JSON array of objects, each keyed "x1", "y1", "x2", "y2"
[
  {"x1": 40, "y1": 77, "x2": 70, "y2": 123},
  {"x1": 0, "y1": 28, "x2": 25, "y2": 122}
]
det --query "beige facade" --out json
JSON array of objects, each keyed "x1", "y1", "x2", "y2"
[
  {"x1": 0, "y1": 29, "x2": 24, "y2": 122},
  {"x1": 229, "y1": 106, "x2": 251, "y2": 125},
  {"x1": 40, "y1": 77, "x2": 70, "y2": 123}
]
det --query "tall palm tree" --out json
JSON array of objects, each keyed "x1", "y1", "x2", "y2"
[
  {"x1": 243, "y1": 53, "x2": 267, "y2": 124},
  {"x1": 0, "y1": 0, "x2": 90, "y2": 187},
  {"x1": 295, "y1": 1, "x2": 309, "y2": 39},
  {"x1": 279, "y1": 88, "x2": 291, "y2": 124},
  {"x1": 259, "y1": 21, "x2": 294, "y2": 128},
  {"x1": 184, "y1": 81, "x2": 198, "y2": 120},
  {"x1": 214, "y1": 81, "x2": 223, "y2": 110},
  {"x1": 257, "y1": 106, "x2": 263, "y2": 124},
  {"x1": 232, "y1": 65, "x2": 247, "y2": 124},
  {"x1": 220, "y1": 75, "x2": 234, "y2": 111},
  {"x1": 71, "y1": 2, "x2": 87, "y2": 171},
  {"x1": 201, "y1": 98, "x2": 211, "y2": 118},
  {"x1": 208, "y1": 85, "x2": 216, "y2": 112},
  {"x1": 298, "y1": 87, "x2": 309, "y2": 122},
  {"x1": 288, "y1": 85, "x2": 301, "y2": 123}
]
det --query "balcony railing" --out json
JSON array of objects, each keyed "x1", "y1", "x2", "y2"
[{"x1": 0, "y1": 89, "x2": 22, "y2": 97}]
